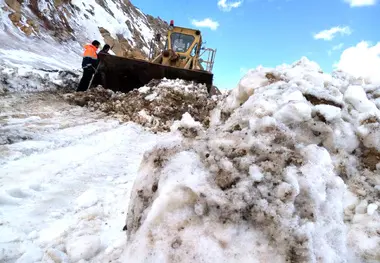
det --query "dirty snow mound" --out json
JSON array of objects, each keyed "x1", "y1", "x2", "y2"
[
  {"x1": 65, "y1": 79, "x2": 222, "y2": 132},
  {"x1": 123, "y1": 57, "x2": 380, "y2": 263},
  {"x1": 0, "y1": 65, "x2": 80, "y2": 93}
]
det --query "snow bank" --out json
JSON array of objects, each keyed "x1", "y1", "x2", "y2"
[
  {"x1": 124, "y1": 57, "x2": 380, "y2": 262},
  {"x1": 64, "y1": 79, "x2": 223, "y2": 132},
  {"x1": 0, "y1": 65, "x2": 80, "y2": 93}
]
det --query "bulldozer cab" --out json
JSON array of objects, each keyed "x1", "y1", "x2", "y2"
[
  {"x1": 167, "y1": 28, "x2": 200, "y2": 55},
  {"x1": 150, "y1": 21, "x2": 216, "y2": 73}
]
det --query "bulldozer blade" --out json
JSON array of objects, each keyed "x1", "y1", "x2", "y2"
[{"x1": 96, "y1": 54, "x2": 213, "y2": 94}]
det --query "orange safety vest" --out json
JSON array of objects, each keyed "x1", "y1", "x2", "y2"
[{"x1": 83, "y1": 44, "x2": 98, "y2": 59}]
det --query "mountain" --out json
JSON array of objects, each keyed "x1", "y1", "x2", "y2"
[{"x1": 0, "y1": 0, "x2": 168, "y2": 70}]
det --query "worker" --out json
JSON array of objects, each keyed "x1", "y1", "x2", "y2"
[
  {"x1": 76, "y1": 40, "x2": 100, "y2": 92},
  {"x1": 99, "y1": 44, "x2": 111, "y2": 55},
  {"x1": 91, "y1": 44, "x2": 112, "y2": 87}
]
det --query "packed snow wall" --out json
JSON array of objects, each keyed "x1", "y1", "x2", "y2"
[{"x1": 123, "y1": 57, "x2": 380, "y2": 263}]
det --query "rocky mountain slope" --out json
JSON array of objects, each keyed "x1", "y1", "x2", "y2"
[{"x1": 1, "y1": 0, "x2": 168, "y2": 64}]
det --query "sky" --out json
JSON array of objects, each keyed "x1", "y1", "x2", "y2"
[{"x1": 134, "y1": 0, "x2": 380, "y2": 89}]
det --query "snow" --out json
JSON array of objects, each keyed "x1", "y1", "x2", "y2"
[
  {"x1": 0, "y1": 12, "x2": 82, "y2": 73},
  {"x1": 367, "y1": 204, "x2": 378, "y2": 216},
  {"x1": 76, "y1": 189, "x2": 99, "y2": 209},
  {"x1": 355, "y1": 200, "x2": 368, "y2": 214},
  {"x1": 344, "y1": 85, "x2": 379, "y2": 114},
  {"x1": 274, "y1": 101, "x2": 312, "y2": 124},
  {"x1": 125, "y1": 136, "x2": 348, "y2": 262},
  {"x1": 170, "y1": 112, "x2": 203, "y2": 132},
  {"x1": 125, "y1": 10, "x2": 154, "y2": 53},
  {"x1": 124, "y1": 57, "x2": 380, "y2": 263},
  {"x1": 314, "y1": 104, "x2": 342, "y2": 122},
  {"x1": 66, "y1": 235, "x2": 101, "y2": 261},
  {"x1": 248, "y1": 164, "x2": 264, "y2": 182},
  {"x1": 0, "y1": 65, "x2": 80, "y2": 92},
  {"x1": 1, "y1": 40, "x2": 380, "y2": 263},
  {"x1": 70, "y1": 0, "x2": 133, "y2": 42},
  {"x1": 15, "y1": 245, "x2": 43, "y2": 263},
  {"x1": 0, "y1": 92, "x2": 174, "y2": 262}
]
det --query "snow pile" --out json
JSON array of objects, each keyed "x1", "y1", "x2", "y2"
[
  {"x1": 0, "y1": 65, "x2": 81, "y2": 93},
  {"x1": 123, "y1": 57, "x2": 380, "y2": 262},
  {"x1": 64, "y1": 79, "x2": 222, "y2": 132}
]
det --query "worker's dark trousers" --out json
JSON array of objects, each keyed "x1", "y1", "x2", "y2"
[{"x1": 77, "y1": 67, "x2": 95, "y2": 92}]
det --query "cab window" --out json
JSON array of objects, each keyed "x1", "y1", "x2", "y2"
[{"x1": 171, "y1": 33, "x2": 195, "y2": 53}]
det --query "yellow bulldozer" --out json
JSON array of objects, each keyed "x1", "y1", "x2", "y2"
[{"x1": 96, "y1": 20, "x2": 217, "y2": 94}]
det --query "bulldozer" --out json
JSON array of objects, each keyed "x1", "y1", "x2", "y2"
[{"x1": 96, "y1": 20, "x2": 217, "y2": 94}]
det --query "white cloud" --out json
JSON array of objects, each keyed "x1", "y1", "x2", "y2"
[
  {"x1": 191, "y1": 18, "x2": 220, "y2": 31},
  {"x1": 344, "y1": 0, "x2": 377, "y2": 7},
  {"x1": 314, "y1": 26, "x2": 352, "y2": 41},
  {"x1": 335, "y1": 41, "x2": 380, "y2": 83},
  {"x1": 217, "y1": 0, "x2": 243, "y2": 11}
]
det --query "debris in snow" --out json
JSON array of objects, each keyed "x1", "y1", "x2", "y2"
[
  {"x1": 65, "y1": 79, "x2": 223, "y2": 132},
  {"x1": 170, "y1": 112, "x2": 204, "y2": 138},
  {"x1": 125, "y1": 57, "x2": 380, "y2": 263},
  {"x1": 314, "y1": 104, "x2": 342, "y2": 122},
  {"x1": 125, "y1": 130, "x2": 347, "y2": 262}
]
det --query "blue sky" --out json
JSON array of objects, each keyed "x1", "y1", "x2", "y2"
[{"x1": 135, "y1": 0, "x2": 379, "y2": 89}]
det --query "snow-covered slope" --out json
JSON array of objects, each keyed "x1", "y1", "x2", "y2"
[
  {"x1": 124, "y1": 57, "x2": 380, "y2": 263},
  {"x1": 0, "y1": 0, "x2": 168, "y2": 77}
]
